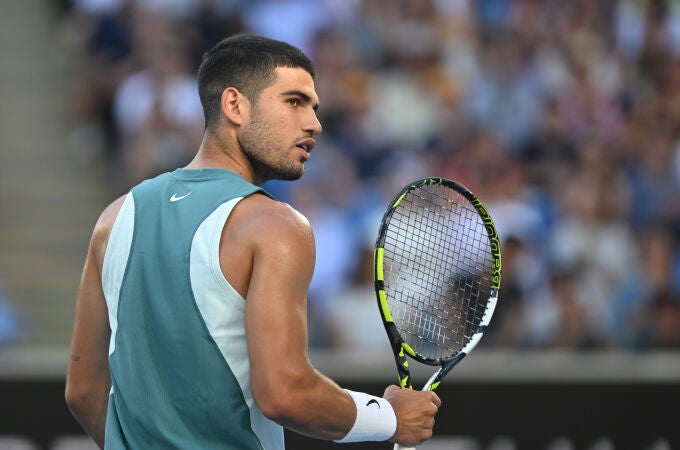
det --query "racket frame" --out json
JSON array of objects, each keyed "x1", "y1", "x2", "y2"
[{"x1": 374, "y1": 177, "x2": 501, "y2": 391}]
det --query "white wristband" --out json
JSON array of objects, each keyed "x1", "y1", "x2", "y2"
[{"x1": 334, "y1": 389, "x2": 397, "y2": 443}]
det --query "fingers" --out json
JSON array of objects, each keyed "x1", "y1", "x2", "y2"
[
  {"x1": 383, "y1": 385, "x2": 442, "y2": 447},
  {"x1": 429, "y1": 391, "x2": 441, "y2": 408}
]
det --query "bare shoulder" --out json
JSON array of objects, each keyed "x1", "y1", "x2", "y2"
[
  {"x1": 231, "y1": 193, "x2": 314, "y2": 245},
  {"x1": 219, "y1": 193, "x2": 314, "y2": 298},
  {"x1": 90, "y1": 194, "x2": 127, "y2": 262}
]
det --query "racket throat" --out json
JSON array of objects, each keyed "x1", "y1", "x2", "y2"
[
  {"x1": 425, "y1": 353, "x2": 467, "y2": 391},
  {"x1": 422, "y1": 370, "x2": 441, "y2": 391}
]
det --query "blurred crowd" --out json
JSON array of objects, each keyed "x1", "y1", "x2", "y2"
[{"x1": 53, "y1": 0, "x2": 680, "y2": 351}]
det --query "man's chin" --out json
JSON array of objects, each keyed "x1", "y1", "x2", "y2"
[
  {"x1": 278, "y1": 172, "x2": 304, "y2": 182},
  {"x1": 256, "y1": 162, "x2": 304, "y2": 183},
  {"x1": 271, "y1": 168, "x2": 304, "y2": 182}
]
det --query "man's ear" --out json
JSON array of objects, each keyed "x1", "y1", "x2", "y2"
[{"x1": 221, "y1": 87, "x2": 250, "y2": 125}]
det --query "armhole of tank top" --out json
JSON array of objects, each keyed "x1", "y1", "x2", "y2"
[
  {"x1": 101, "y1": 193, "x2": 135, "y2": 357},
  {"x1": 205, "y1": 197, "x2": 248, "y2": 309}
]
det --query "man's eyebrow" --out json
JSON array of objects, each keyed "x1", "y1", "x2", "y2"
[{"x1": 282, "y1": 90, "x2": 320, "y2": 111}]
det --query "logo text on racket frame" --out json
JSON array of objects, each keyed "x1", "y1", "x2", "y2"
[{"x1": 470, "y1": 196, "x2": 501, "y2": 289}]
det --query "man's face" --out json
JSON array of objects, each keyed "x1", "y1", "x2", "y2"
[{"x1": 238, "y1": 66, "x2": 322, "y2": 182}]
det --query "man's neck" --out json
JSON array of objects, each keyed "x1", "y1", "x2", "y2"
[{"x1": 185, "y1": 132, "x2": 257, "y2": 184}]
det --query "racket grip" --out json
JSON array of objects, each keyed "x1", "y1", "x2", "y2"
[{"x1": 394, "y1": 445, "x2": 416, "y2": 450}]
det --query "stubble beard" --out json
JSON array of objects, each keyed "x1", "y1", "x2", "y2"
[{"x1": 238, "y1": 113, "x2": 305, "y2": 183}]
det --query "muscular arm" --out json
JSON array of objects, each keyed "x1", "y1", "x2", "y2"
[
  {"x1": 228, "y1": 196, "x2": 355, "y2": 439},
  {"x1": 65, "y1": 196, "x2": 125, "y2": 448}
]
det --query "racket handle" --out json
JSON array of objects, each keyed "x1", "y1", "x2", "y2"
[{"x1": 392, "y1": 374, "x2": 437, "y2": 450}]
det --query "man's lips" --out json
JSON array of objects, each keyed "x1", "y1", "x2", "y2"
[{"x1": 296, "y1": 139, "x2": 316, "y2": 160}]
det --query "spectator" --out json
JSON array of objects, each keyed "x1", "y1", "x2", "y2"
[
  {"x1": 60, "y1": 0, "x2": 680, "y2": 352},
  {"x1": 112, "y1": 11, "x2": 204, "y2": 187}
]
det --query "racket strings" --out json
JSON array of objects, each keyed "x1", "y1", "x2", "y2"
[{"x1": 382, "y1": 184, "x2": 494, "y2": 361}]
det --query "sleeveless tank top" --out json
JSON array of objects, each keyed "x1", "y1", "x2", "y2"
[{"x1": 101, "y1": 168, "x2": 283, "y2": 449}]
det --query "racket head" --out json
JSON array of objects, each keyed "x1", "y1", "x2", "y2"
[{"x1": 374, "y1": 177, "x2": 501, "y2": 388}]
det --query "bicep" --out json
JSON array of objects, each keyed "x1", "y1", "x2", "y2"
[{"x1": 245, "y1": 210, "x2": 316, "y2": 390}]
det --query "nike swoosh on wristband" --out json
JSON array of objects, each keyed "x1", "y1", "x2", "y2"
[
  {"x1": 366, "y1": 399, "x2": 380, "y2": 409},
  {"x1": 170, "y1": 192, "x2": 192, "y2": 202}
]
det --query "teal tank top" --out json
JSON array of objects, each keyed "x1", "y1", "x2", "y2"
[{"x1": 101, "y1": 168, "x2": 283, "y2": 449}]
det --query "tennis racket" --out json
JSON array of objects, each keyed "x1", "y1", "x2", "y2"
[{"x1": 373, "y1": 177, "x2": 501, "y2": 450}]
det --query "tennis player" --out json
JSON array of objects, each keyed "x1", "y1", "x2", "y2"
[{"x1": 65, "y1": 34, "x2": 440, "y2": 449}]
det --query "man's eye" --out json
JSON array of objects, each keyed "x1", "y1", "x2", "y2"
[{"x1": 288, "y1": 98, "x2": 300, "y2": 107}]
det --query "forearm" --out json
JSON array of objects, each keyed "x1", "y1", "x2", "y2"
[
  {"x1": 73, "y1": 398, "x2": 107, "y2": 449},
  {"x1": 258, "y1": 368, "x2": 355, "y2": 440},
  {"x1": 66, "y1": 381, "x2": 110, "y2": 448},
  {"x1": 262, "y1": 370, "x2": 398, "y2": 444}
]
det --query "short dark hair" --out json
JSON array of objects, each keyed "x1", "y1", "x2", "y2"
[{"x1": 197, "y1": 34, "x2": 316, "y2": 129}]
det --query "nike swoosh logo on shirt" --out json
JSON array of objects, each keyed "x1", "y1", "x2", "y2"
[{"x1": 170, "y1": 192, "x2": 192, "y2": 202}]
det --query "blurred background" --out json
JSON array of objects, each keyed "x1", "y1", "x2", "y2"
[{"x1": 1, "y1": 0, "x2": 679, "y2": 449}]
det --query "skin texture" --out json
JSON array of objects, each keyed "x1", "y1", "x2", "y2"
[{"x1": 65, "y1": 66, "x2": 440, "y2": 448}]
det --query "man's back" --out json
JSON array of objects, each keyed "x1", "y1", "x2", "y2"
[{"x1": 102, "y1": 168, "x2": 282, "y2": 450}]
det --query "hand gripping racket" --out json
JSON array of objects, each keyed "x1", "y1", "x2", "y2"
[{"x1": 373, "y1": 178, "x2": 501, "y2": 450}]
